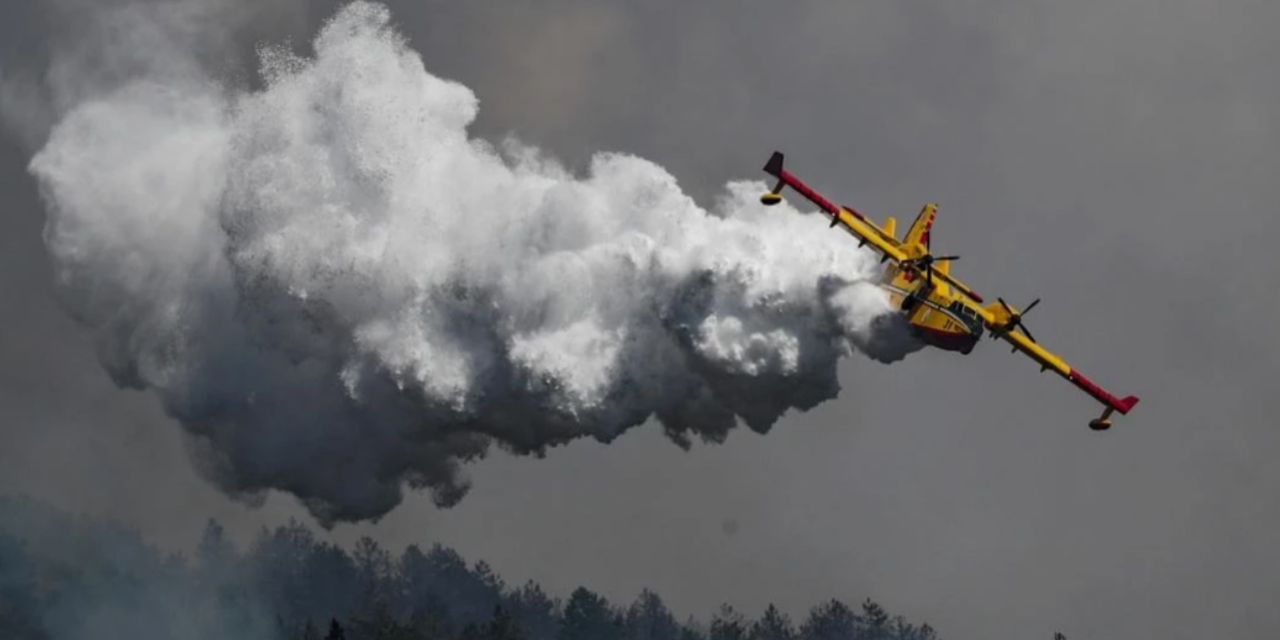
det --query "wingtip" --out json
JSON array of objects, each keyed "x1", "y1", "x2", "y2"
[
  {"x1": 1117, "y1": 395, "x2": 1140, "y2": 414},
  {"x1": 763, "y1": 151, "x2": 784, "y2": 176}
]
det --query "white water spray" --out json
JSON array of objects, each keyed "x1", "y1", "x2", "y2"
[{"x1": 26, "y1": 1, "x2": 921, "y2": 524}]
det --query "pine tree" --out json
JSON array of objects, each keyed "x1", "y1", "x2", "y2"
[
  {"x1": 461, "y1": 623, "x2": 484, "y2": 640},
  {"x1": 800, "y1": 600, "x2": 859, "y2": 640},
  {"x1": 624, "y1": 589, "x2": 680, "y2": 640},
  {"x1": 506, "y1": 579, "x2": 560, "y2": 640},
  {"x1": 326, "y1": 619, "x2": 346, "y2": 640},
  {"x1": 679, "y1": 616, "x2": 708, "y2": 640},
  {"x1": 482, "y1": 604, "x2": 527, "y2": 640},
  {"x1": 560, "y1": 587, "x2": 618, "y2": 640},
  {"x1": 748, "y1": 604, "x2": 794, "y2": 640},
  {"x1": 300, "y1": 619, "x2": 320, "y2": 640},
  {"x1": 861, "y1": 599, "x2": 890, "y2": 639},
  {"x1": 353, "y1": 536, "x2": 394, "y2": 606},
  {"x1": 709, "y1": 604, "x2": 747, "y2": 640}
]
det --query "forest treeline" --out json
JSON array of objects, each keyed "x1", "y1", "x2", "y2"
[{"x1": 0, "y1": 495, "x2": 939, "y2": 640}]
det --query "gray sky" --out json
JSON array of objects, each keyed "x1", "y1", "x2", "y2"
[{"x1": 3, "y1": 1, "x2": 1280, "y2": 639}]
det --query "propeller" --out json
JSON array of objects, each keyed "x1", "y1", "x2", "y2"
[
  {"x1": 903, "y1": 254, "x2": 959, "y2": 286},
  {"x1": 991, "y1": 297, "x2": 1040, "y2": 342}
]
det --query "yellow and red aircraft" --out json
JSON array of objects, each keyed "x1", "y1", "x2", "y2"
[{"x1": 759, "y1": 151, "x2": 1139, "y2": 430}]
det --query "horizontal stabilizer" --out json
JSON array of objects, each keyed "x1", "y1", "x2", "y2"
[{"x1": 882, "y1": 216, "x2": 897, "y2": 239}]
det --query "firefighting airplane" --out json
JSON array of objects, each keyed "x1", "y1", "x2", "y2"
[{"x1": 759, "y1": 151, "x2": 1139, "y2": 430}]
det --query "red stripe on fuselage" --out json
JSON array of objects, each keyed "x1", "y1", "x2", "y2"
[{"x1": 914, "y1": 325, "x2": 979, "y2": 355}]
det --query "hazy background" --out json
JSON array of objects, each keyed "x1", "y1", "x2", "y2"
[{"x1": 2, "y1": 1, "x2": 1278, "y2": 639}]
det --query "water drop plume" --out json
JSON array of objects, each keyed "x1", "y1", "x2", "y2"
[{"x1": 26, "y1": 1, "x2": 922, "y2": 524}]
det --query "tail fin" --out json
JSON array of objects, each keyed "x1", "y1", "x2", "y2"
[
  {"x1": 905, "y1": 203, "x2": 938, "y2": 248},
  {"x1": 1116, "y1": 395, "x2": 1140, "y2": 414},
  {"x1": 763, "y1": 151, "x2": 784, "y2": 177}
]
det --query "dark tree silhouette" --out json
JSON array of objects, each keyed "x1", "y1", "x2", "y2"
[
  {"x1": 680, "y1": 616, "x2": 708, "y2": 640},
  {"x1": 300, "y1": 619, "x2": 321, "y2": 640},
  {"x1": 196, "y1": 519, "x2": 236, "y2": 571},
  {"x1": 749, "y1": 604, "x2": 794, "y2": 640},
  {"x1": 861, "y1": 598, "x2": 890, "y2": 639},
  {"x1": 506, "y1": 580, "x2": 561, "y2": 640},
  {"x1": 560, "y1": 587, "x2": 620, "y2": 640},
  {"x1": 0, "y1": 533, "x2": 42, "y2": 640},
  {"x1": 327, "y1": 618, "x2": 347, "y2": 640},
  {"x1": 352, "y1": 598, "x2": 423, "y2": 640},
  {"x1": 0, "y1": 497, "x2": 945, "y2": 640},
  {"x1": 624, "y1": 589, "x2": 680, "y2": 640},
  {"x1": 800, "y1": 599, "x2": 860, "y2": 640},
  {"x1": 709, "y1": 604, "x2": 747, "y2": 640},
  {"x1": 478, "y1": 604, "x2": 526, "y2": 640}
]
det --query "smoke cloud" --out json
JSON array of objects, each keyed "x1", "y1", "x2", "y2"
[{"x1": 23, "y1": 1, "x2": 920, "y2": 525}]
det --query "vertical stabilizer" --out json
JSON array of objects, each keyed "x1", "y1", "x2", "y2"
[{"x1": 905, "y1": 203, "x2": 938, "y2": 248}]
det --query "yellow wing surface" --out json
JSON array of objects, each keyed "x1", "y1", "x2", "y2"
[
  {"x1": 978, "y1": 299, "x2": 1139, "y2": 429},
  {"x1": 762, "y1": 151, "x2": 909, "y2": 261},
  {"x1": 760, "y1": 151, "x2": 1139, "y2": 429},
  {"x1": 762, "y1": 152, "x2": 984, "y2": 301}
]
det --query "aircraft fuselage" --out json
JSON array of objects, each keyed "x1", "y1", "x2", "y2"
[{"x1": 879, "y1": 269, "x2": 984, "y2": 355}]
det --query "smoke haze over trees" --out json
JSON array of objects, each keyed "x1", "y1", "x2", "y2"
[{"x1": 0, "y1": 496, "x2": 938, "y2": 640}]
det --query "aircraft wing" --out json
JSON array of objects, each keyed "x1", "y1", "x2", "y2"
[
  {"x1": 979, "y1": 302, "x2": 1140, "y2": 428},
  {"x1": 760, "y1": 150, "x2": 1137, "y2": 428},
  {"x1": 762, "y1": 152, "x2": 987, "y2": 302},
  {"x1": 762, "y1": 152, "x2": 909, "y2": 263},
  {"x1": 911, "y1": 254, "x2": 986, "y2": 302}
]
